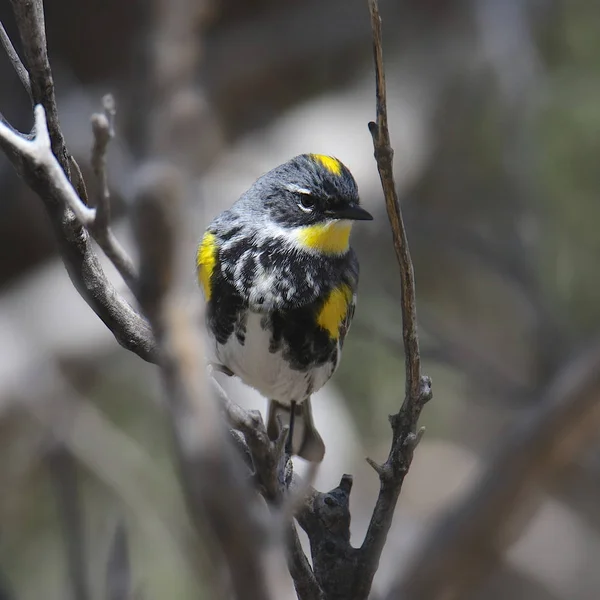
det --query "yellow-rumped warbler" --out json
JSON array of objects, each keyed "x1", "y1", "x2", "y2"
[{"x1": 196, "y1": 154, "x2": 372, "y2": 462}]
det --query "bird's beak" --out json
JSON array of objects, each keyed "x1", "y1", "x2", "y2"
[{"x1": 328, "y1": 204, "x2": 373, "y2": 221}]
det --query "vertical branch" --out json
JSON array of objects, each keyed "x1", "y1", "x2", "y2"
[
  {"x1": 346, "y1": 1, "x2": 433, "y2": 597},
  {"x1": 296, "y1": 5, "x2": 433, "y2": 598},
  {"x1": 367, "y1": 0, "x2": 423, "y2": 406}
]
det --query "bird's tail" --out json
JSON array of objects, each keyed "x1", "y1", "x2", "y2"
[{"x1": 267, "y1": 398, "x2": 325, "y2": 463}]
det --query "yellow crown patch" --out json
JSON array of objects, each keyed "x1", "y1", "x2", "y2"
[{"x1": 310, "y1": 154, "x2": 343, "y2": 176}]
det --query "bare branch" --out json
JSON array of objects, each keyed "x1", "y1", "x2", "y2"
[
  {"x1": 210, "y1": 372, "x2": 323, "y2": 597},
  {"x1": 388, "y1": 340, "x2": 600, "y2": 600},
  {"x1": 0, "y1": 105, "x2": 96, "y2": 223},
  {"x1": 316, "y1": 1, "x2": 432, "y2": 596},
  {"x1": 211, "y1": 371, "x2": 328, "y2": 599},
  {"x1": 9, "y1": 0, "x2": 69, "y2": 171},
  {"x1": 89, "y1": 95, "x2": 138, "y2": 289},
  {"x1": 210, "y1": 372, "x2": 288, "y2": 503},
  {"x1": 132, "y1": 163, "x2": 274, "y2": 600},
  {"x1": 296, "y1": 475, "x2": 358, "y2": 599},
  {"x1": 367, "y1": 0, "x2": 422, "y2": 403},
  {"x1": 0, "y1": 104, "x2": 151, "y2": 355},
  {"x1": 286, "y1": 523, "x2": 324, "y2": 600},
  {"x1": 0, "y1": 2, "x2": 157, "y2": 362},
  {"x1": 278, "y1": 4, "x2": 434, "y2": 597},
  {"x1": 91, "y1": 94, "x2": 115, "y2": 229},
  {"x1": 0, "y1": 18, "x2": 31, "y2": 97}
]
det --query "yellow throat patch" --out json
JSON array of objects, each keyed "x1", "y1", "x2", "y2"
[
  {"x1": 197, "y1": 232, "x2": 218, "y2": 299},
  {"x1": 310, "y1": 154, "x2": 343, "y2": 176},
  {"x1": 318, "y1": 285, "x2": 352, "y2": 339},
  {"x1": 294, "y1": 220, "x2": 352, "y2": 254}
]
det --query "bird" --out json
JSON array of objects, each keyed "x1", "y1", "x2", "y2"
[{"x1": 196, "y1": 153, "x2": 372, "y2": 462}]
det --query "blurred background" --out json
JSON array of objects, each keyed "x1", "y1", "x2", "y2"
[{"x1": 1, "y1": 0, "x2": 600, "y2": 598}]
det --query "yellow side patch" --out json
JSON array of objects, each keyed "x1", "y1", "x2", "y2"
[
  {"x1": 295, "y1": 221, "x2": 352, "y2": 254},
  {"x1": 310, "y1": 154, "x2": 343, "y2": 176},
  {"x1": 196, "y1": 232, "x2": 218, "y2": 300},
  {"x1": 318, "y1": 285, "x2": 352, "y2": 339}
]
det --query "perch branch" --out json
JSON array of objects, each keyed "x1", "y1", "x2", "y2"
[
  {"x1": 389, "y1": 340, "x2": 600, "y2": 600},
  {"x1": 210, "y1": 373, "x2": 324, "y2": 599},
  {"x1": 210, "y1": 373, "x2": 288, "y2": 502},
  {"x1": 132, "y1": 164, "x2": 274, "y2": 600}
]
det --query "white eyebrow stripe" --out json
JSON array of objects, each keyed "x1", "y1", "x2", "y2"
[{"x1": 285, "y1": 184, "x2": 313, "y2": 195}]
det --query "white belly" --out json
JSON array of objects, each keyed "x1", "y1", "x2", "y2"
[{"x1": 208, "y1": 311, "x2": 336, "y2": 404}]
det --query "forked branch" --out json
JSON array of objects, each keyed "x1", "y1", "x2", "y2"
[
  {"x1": 355, "y1": 0, "x2": 432, "y2": 593},
  {"x1": 295, "y1": 3, "x2": 432, "y2": 598},
  {"x1": 0, "y1": 0, "x2": 156, "y2": 362}
]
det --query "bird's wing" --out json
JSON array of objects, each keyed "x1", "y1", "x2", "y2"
[
  {"x1": 338, "y1": 291, "x2": 356, "y2": 349},
  {"x1": 197, "y1": 229, "x2": 247, "y2": 345}
]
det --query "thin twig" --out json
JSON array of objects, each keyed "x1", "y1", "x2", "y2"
[
  {"x1": 347, "y1": 0, "x2": 433, "y2": 596},
  {"x1": 288, "y1": 4, "x2": 434, "y2": 597},
  {"x1": 0, "y1": 18, "x2": 31, "y2": 97},
  {"x1": 91, "y1": 94, "x2": 115, "y2": 229},
  {"x1": 367, "y1": 0, "x2": 424, "y2": 405},
  {"x1": 89, "y1": 95, "x2": 138, "y2": 289}
]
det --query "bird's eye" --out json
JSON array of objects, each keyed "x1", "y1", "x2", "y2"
[{"x1": 298, "y1": 193, "x2": 316, "y2": 213}]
